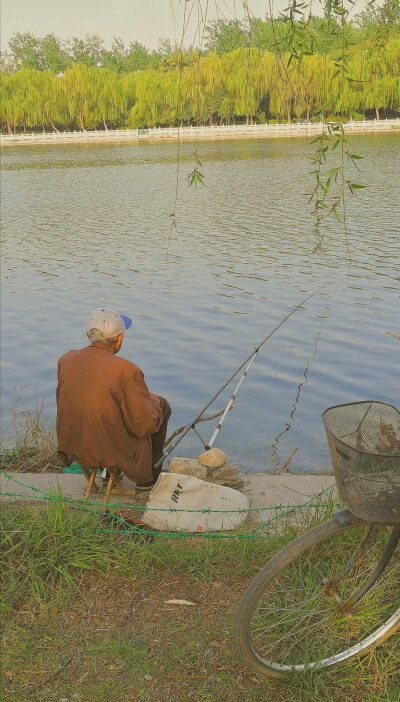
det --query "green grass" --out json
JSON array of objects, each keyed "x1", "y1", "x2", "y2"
[
  {"x1": 1, "y1": 500, "x2": 399, "y2": 702},
  {"x1": 245, "y1": 525, "x2": 399, "y2": 671},
  {"x1": 1, "y1": 498, "x2": 308, "y2": 611}
]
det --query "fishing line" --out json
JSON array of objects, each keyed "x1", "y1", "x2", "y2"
[
  {"x1": 270, "y1": 303, "x2": 328, "y2": 470},
  {"x1": 154, "y1": 287, "x2": 323, "y2": 468}
]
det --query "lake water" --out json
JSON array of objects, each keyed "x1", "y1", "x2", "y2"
[{"x1": 1, "y1": 134, "x2": 399, "y2": 473}]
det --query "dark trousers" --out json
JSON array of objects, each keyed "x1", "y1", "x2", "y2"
[{"x1": 151, "y1": 396, "x2": 172, "y2": 480}]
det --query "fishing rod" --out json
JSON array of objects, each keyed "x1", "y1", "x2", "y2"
[{"x1": 154, "y1": 287, "x2": 323, "y2": 469}]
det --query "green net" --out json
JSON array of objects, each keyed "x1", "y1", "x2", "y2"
[{"x1": 0, "y1": 469, "x2": 337, "y2": 539}]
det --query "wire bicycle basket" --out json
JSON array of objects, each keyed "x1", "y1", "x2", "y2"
[{"x1": 322, "y1": 401, "x2": 400, "y2": 524}]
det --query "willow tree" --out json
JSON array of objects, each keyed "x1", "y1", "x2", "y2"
[
  {"x1": 333, "y1": 47, "x2": 365, "y2": 117},
  {"x1": 119, "y1": 71, "x2": 137, "y2": 118},
  {"x1": 0, "y1": 69, "x2": 68, "y2": 131},
  {"x1": 291, "y1": 54, "x2": 335, "y2": 121},
  {"x1": 0, "y1": 72, "x2": 16, "y2": 133},
  {"x1": 219, "y1": 97, "x2": 236, "y2": 124},
  {"x1": 222, "y1": 48, "x2": 269, "y2": 123},
  {"x1": 359, "y1": 35, "x2": 400, "y2": 118},
  {"x1": 181, "y1": 52, "x2": 225, "y2": 124},
  {"x1": 2, "y1": 69, "x2": 43, "y2": 130},
  {"x1": 383, "y1": 34, "x2": 400, "y2": 113},
  {"x1": 269, "y1": 55, "x2": 295, "y2": 121},
  {"x1": 35, "y1": 71, "x2": 69, "y2": 131},
  {"x1": 62, "y1": 63, "x2": 99, "y2": 129},
  {"x1": 128, "y1": 69, "x2": 171, "y2": 126},
  {"x1": 88, "y1": 68, "x2": 127, "y2": 129},
  {"x1": 162, "y1": 67, "x2": 190, "y2": 125}
]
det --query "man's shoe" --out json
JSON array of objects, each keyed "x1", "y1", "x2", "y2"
[{"x1": 135, "y1": 478, "x2": 157, "y2": 491}]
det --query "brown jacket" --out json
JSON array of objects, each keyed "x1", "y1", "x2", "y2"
[{"x1": 56, "y1": 342, "x2": 163, "y2": 481}]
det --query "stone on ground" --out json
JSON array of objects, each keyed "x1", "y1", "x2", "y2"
[
  {"x1": 197, "y1": 448, "x2": 226, "y2": 468},
  {"x1": 167, "y1": 457, "x2": 208, "y2": 480},
  {"x1": 168, "y1": 455, "x2": 244, "y2": 490}
]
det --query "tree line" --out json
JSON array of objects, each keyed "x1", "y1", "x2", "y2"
[
  {"x1": 1, "y1": 21, "x2": 399, "y2": 132},
  {"x1": 1, "y1": 2, "x2": 399, "y2": 73}
]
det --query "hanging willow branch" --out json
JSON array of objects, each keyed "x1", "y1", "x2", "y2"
[{"x1": 264, "y1": 0, "x2": 368, "y2": 261}]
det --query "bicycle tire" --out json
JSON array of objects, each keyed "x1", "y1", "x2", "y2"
[{"x1": 234, "y1": 518, "x2": 400, "y2": 679}]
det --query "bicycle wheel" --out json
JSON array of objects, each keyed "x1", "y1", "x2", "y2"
[{"x1": 234, "y1": 518, "x2": 400, "y2": 679}]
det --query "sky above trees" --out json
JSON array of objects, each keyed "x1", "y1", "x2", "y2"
[{"x1": 1, "y1": 0, "x2": 372, "y2": 52}]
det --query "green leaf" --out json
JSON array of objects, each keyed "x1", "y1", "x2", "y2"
[
  {"x1": 187, "y1": 168, "x2": 205, "y2": 187},
  {"x1": 320, "y1": 167, "x2": 341, "y2": 176},
  {"x1": 315, "y1": 98, "x2": 334, "y2": 113},
  {"x1": 329, "y1": 204, "x2": 341, "y2": 222},
  {"x1": 350, "y1": 183, "x2": 366, "y2": 189}
]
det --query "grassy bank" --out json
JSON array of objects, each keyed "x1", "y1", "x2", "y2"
[
  {"x1": 0, "y1": 399, "x2": 61, "y2": 473},
  {"x1": 1, "y1": 500, "x2": 399, "y2": 702}
]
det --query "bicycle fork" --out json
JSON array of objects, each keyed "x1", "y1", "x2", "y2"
[{"x1": 323, "y1": 509, "x2": 400, "y2": 611}]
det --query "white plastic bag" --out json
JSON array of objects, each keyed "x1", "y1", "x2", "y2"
[{"x1": 142, "y1": 472, "x2": 249, "y2": 533}]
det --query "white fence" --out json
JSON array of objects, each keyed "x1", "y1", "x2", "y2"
[{"x1": 1, "y1": 119, "x2": 399, "y2": 145}]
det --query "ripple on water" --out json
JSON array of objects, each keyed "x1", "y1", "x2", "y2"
[{"x1": 1, "y1": 135, "x2": 400, "y2": 472}]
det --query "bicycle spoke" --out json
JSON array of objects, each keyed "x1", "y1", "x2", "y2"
[
  {"x1": 240, "y1": 524, "x2": 399, "y2": 668},
  {"x1": 251, "y1": 602, "x2": 330, "y2": 639}
]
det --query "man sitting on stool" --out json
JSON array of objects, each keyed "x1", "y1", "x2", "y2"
[{"x1": 56, "y1": 308, "x2": 171, "y2": 490}]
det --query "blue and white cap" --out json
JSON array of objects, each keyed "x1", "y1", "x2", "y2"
[{"x1": 86, "y1": 308, "x2": 132, "y2": 339}]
